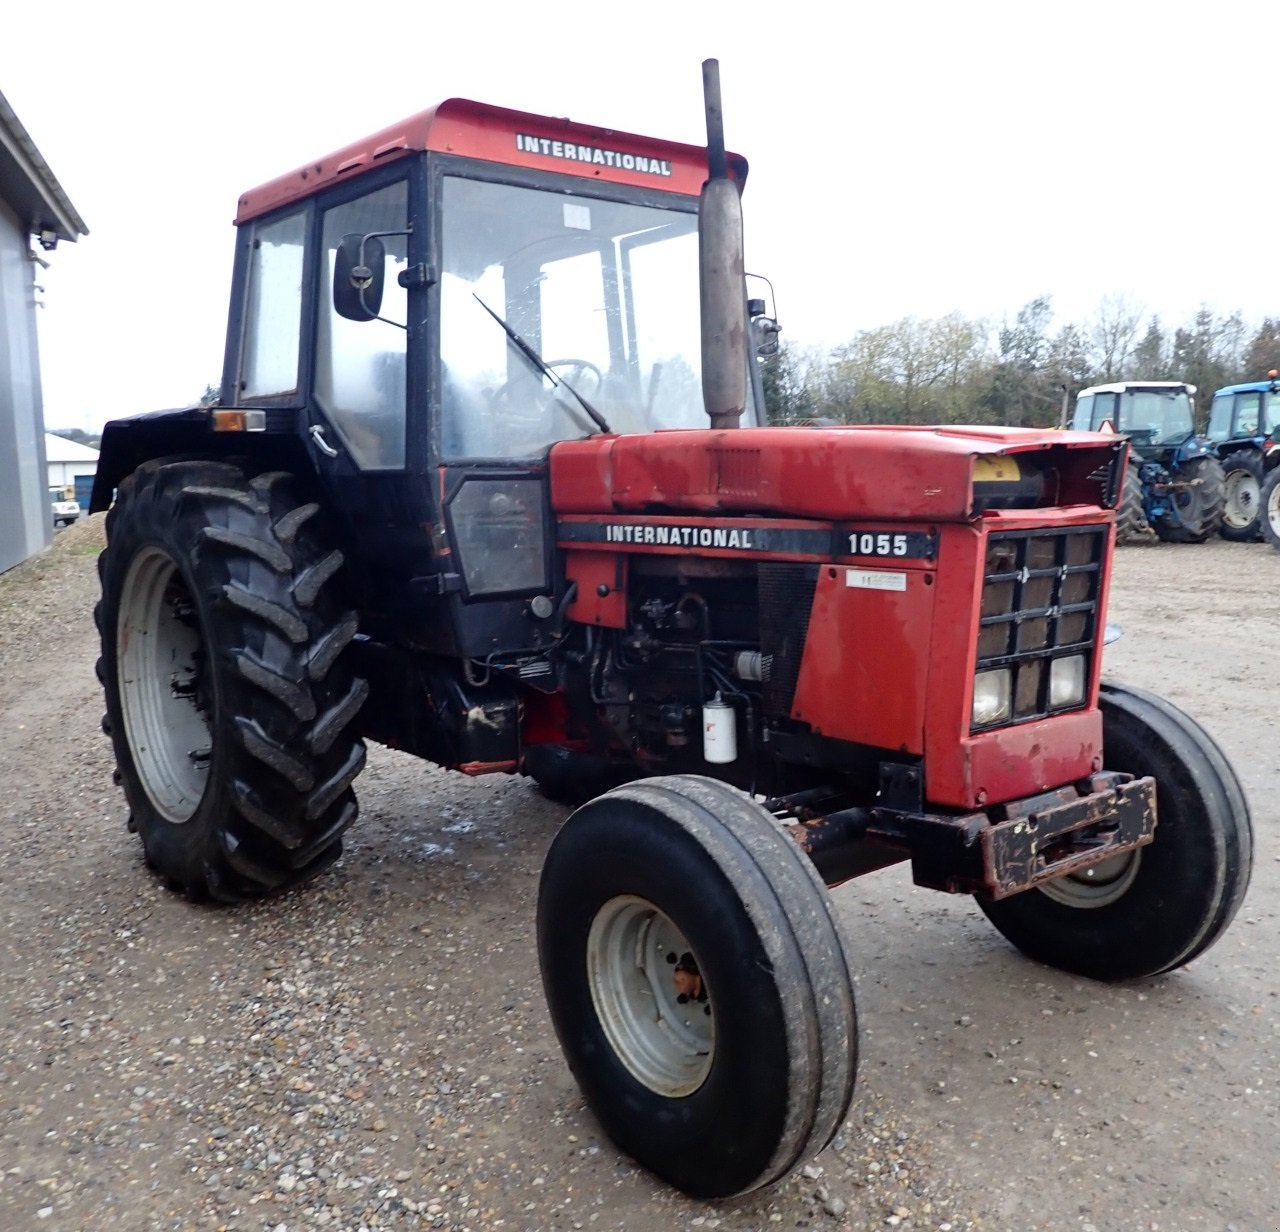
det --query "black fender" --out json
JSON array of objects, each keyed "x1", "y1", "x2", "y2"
[{"x1": 90, "y1": 406, "x2": 312, "y2": 513}]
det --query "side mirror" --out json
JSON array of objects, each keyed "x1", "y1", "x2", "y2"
[
  {"x1": 334, "y1": 232, "x2": 386, "y2": 322},
  {"x1": 749, "y1": 300, "x2": 782, "y2": 358}
]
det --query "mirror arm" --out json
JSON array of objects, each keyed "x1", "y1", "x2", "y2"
[{"x1": 354, "y1": 226, "x2": 413, "y2": 331}]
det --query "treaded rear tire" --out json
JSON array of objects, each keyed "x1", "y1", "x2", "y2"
[
  {"x1": 1153, "y1": 455, "x2": 1225, "y2": 543},
  {"x1": 95, "y1": 459, "x2": 368, "y2": 901},
  {"x1": 1114, "y1": 464, "x2": 1149, "y2": 545},
  {"x1": 538, "y1": 774, "x2": 858, "y2": 1199},
  {"x1": 1218, "y1": 450, "x2": 1264, "y2": 541}
]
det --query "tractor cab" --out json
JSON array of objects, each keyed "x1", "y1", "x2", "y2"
[
  {"x1": 214, "y1": 100, "x2": 764, "y2": 652},
  {"x1": 1072, "y1": 381, "x2": 1198, "y2": 461}
]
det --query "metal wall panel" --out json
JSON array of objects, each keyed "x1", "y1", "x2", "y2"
[{"x1": 0, "y1": 195, "x2": 51, "y2": 573}]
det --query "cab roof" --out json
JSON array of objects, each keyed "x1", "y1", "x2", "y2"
[
  {"x1": 236, "y1": 98, "x2": 747, "y2": 224},
  {"x1": 1078, "y1": 381, "x2": 1195, "y2": 396},
  {"x1": 1212, "y1": 379, "x2": 1279, "y2": 397}
]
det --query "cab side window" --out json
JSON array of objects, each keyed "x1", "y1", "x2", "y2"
[
  {"x1": 241, "y1": 210, "x2": 306, "y2": 398},
  {"x1": 315, "y1": 182, "x2": 409, "y2": 469},
  {"x1": 1234, "y1": 393, "x2": 1261, "y2": 437},
  {"x1": 1091, "y1": 393, "x2": 1116, "y2": 429}
]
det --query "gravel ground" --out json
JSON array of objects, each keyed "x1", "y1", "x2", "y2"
[{"x1": 0, "y1": 518, "x2": 1275, "y2": 1232}]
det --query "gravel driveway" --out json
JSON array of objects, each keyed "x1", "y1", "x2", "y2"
[{"x1": 1, "y1": 518, "x2": 1275, "y2": 1232}]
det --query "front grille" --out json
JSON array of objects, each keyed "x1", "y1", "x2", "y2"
[{"x1": 973, "y1": 526, "x2": 1106, "y2": 731}]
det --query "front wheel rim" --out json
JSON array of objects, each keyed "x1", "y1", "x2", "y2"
[
  {"x1": 1037, "y1": 849, "x2": 1142, "y2": 908},
  {"x1": 117, "y1": 547, "x2": 212, "y2": 823},
  {"x1": 587, "y1": 896, "x2": 714, "y2": 1097}
]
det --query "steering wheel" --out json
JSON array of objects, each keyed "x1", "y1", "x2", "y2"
[
  {"x1": 543, "y1": 358, "x2": 604, "y2": 399},
  {"x1": 484, "y1": 359, "x2": 606, "y2": 452}
]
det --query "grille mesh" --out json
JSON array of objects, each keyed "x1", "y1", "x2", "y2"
[
  {"x1": 758, "y1": 563, "x2": 819, "y2": 717},
  {"x1": 974, "y1": 526, "x2": 1105, "y2": 730}
]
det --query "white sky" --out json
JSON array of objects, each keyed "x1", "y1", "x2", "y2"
[{"x1": 3, "y1": 0, "x2": 1275, "y2": 433}]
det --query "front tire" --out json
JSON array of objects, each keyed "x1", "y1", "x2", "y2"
[
  {"x1": 538, "y1": 775, "x2": 857, "y2": 1198},
  {"x1": 96, "y1": 460, "x2": 368, "y2": 901},
  {"x1": 1219, "y1": 450, "x2": 1264, "y2": 541},
  {"x1": 977, "y1": 681, "x2": 1252, "y2": 980}
]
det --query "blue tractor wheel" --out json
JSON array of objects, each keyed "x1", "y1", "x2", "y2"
[
  {"x1": 1219, "y1": 450, "x2": 1264, "y2": 542},
  {"x1": 1152, "y1": 455, "x2": 1225, "y2": 543}
]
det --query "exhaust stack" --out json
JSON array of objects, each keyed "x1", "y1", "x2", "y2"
[{"x1": 698, "y1": 59, "x2": 747, "y2": 430}]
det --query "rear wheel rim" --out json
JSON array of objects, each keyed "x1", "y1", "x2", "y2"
[
  {"x1": 586, "y1": 895, "x2": 714, "y2": 1097},
  {"x1": 117, "y1": 547, "x2": 212, "y2": 823},
  {"x1": 1223, "y1": 471, "x2": 1259, "y2": 529},
  {"x1": 1037, "y1": 849, "x2": 1141, "y2": 908}
]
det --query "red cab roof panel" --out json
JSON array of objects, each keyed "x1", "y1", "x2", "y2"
[{"x1": 236, "y1": 98, "x2": 746, "y2": 223}]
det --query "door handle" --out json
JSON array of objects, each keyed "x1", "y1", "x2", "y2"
[{"x1": 309, "y1": 424, "x2": 339, "y2": 458}]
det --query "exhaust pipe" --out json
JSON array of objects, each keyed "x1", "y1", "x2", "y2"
[{"x1": 699, "y1": 59, "x2": 747, "y2": 430}]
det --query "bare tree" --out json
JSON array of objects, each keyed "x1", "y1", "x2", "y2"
[{"x1": 1089, "y1": 294, "x2": 1143, "y2": 381}]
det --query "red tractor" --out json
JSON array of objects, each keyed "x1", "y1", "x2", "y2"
[{"x1": 90, "y1": 64, "x2": 1252, "y2": 1199}]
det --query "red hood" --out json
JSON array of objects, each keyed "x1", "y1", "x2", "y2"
[{"x1": 550, "y1": 425, "x2": 1120, "y2": 521}]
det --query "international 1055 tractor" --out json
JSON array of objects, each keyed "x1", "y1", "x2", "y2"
[{"x1": 90, "y1": 64, "x2": 1253, "y2": 1199}]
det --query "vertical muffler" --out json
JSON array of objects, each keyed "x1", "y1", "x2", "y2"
[{"x1": 699, "y1": 59, "x2": 747, "y2": 430}]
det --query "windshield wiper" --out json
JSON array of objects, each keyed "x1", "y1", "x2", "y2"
[{"x1": 472, "y1": 294, "x2": 612, "y2": 435}]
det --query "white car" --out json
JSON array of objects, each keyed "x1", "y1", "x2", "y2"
[{"x1": 50, "y1": 493, "x2": 81, "y2": 528}]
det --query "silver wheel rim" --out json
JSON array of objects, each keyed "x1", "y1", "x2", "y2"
[
  {"x1": 1038, "y1": 849, "x2": 1141, "y2": 908},
  {"x1": 1268, "y1": 479, "x2": 1280, "y2": 533},
  {"x1": 1223, "y1": 471, "x2": 1259, "y2": 529},
  {"x1": 117, "y1": 548, "x2": 212, "y2": 823},
  {"x1": 586, "y1": 896, "x2": 714, "y2": 1097}
]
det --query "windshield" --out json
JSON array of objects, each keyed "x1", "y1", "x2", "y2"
[
  {"x1": 1115, "y1": 389, "x2": 1194, "y2": 446},
  {"x1": 439, "y1": 175, "x2": 757, "y2": 457}
]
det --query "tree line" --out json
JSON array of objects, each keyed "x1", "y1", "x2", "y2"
[{"x1": 761, "y1": 296, "x2": 1280, "y2": 431}]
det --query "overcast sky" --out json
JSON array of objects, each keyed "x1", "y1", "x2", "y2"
[{"x1": 4, "y1": 0, "x2": 1275, "y2": 433}]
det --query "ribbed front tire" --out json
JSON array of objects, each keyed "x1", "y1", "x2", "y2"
[
  {"x1": 977, "y1": 682, "x2": 1253, "y2": 980},
  {"x1": 96, "y1": 460, "x2": 367, "y2": 901},
  {"x1": 538, "y1": 775, "x2": 858, "y2": 1198}
]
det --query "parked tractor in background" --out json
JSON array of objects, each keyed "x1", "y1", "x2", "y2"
[
  {"x1": 1205, "y1": 374, "x2": 1280, "y2": 541},
  {"x1": 1072, "y1": 382, "x2": 1224, "y2": 544},
  {"x1": 87, "y1": 66, "x2": 1253, "y2": 1199}
]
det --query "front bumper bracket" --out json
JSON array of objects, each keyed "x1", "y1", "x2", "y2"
[{"x1": 874, "y1": 771, "x2": 1158, "y2": 899}]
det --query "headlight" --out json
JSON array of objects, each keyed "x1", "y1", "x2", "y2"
[
  {"x1": 972, "y1": 668, "x2": 1012, "y2": 726},
  {"x1": 1049, "y1": 655, "x2": 1087, "y2": 708}
]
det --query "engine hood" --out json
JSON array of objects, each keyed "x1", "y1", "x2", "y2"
[{"x1": 550, "y1": 425, "x2": 1124, "y2": 522}]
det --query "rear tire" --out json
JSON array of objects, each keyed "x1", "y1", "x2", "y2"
[
  {"x1": 538, "y1": 775, "x2": 857, "y2": 1198},
  {"x1": 1114, "y1": 464, "x2": 1149, "y2": 545},
  {"x1": 1219, "y1": 450, "x2": 1264, "y2": 541},
  {"x1": 977, "y1": 681, "x2": 1252, "y2": 980},
  {"x1": 1153, "y1": 455, "x2": 1224, "y2": 543},
  {"x1": 96, "y1": 460, "x2": 368, "y2": 901},
  {"x1": 1260, "y1": 465, "x2": 1280, "y2": 553}
]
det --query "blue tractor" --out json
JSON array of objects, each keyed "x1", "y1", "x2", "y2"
[
  {"x1": 1073, "y1": 382, "x2": 1224, "y2": 544},
  {"x1": 1205, "y1": 374, "x2": 1280, "y2": 541}
]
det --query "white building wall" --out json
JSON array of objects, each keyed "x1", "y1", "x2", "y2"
[
  {"x1": 48, "y1": 459, "x2": 98, "y2": 489},
  {"x1": 0, "y1": 195, "x2": 50, "y2": 571}
]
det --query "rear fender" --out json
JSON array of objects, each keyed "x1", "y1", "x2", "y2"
[{"x1": 91, "y1": 407, "x2": 310, "y2": 512}]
